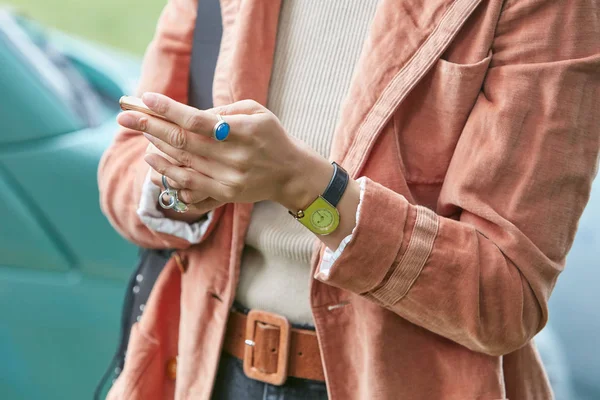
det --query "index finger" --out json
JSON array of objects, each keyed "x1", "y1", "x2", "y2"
[{"x1": 141, "y1": 92, "x2": 218, "y2": 137}]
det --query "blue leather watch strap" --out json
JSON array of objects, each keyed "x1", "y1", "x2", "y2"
[{"x1": 322, "y1": 162, "x2": 349, "y2": 207}]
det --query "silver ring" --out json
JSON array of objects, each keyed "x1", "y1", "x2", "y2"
[
  {"x1": 158, "y1": 189, "x2": 176, "y2": 209},
  {"x1": 159, "y1": 175, "x2": 188, "y2": 212},
  {"x1": 172, "y1": 192, "x2": 189, "y2": 213},
  {"x1": 212, "y1": 114, "x2": 230, "y2": 142},
  {"x1": 173, "y1": 204, "x2": 189, "y2": 213}
]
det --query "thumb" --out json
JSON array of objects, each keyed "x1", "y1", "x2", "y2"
[{"x1": 187, "y1": 197, "x2": 225, "y2": 214}]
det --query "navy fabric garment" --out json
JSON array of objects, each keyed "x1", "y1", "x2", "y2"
[{"x1": 211, "y1": 353, "x2": 328, "y2": 400}]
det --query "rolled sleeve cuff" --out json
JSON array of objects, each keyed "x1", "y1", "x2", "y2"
[
  {"x1": 136, "y1": 169, "x2": 213, "y2": 244},
  {"x1": 318, "y1": 177, "x2": 366, "y2": 276},
  {"x1": 314, "y1": 177, "x2": 412, "y2": 294}
]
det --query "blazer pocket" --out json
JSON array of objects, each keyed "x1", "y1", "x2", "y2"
[
  {"x1": 119, "y1": 323, "x2": 160, "y2": 399},
  {"x1": 395, "y1": 52, "x2": 493, "y2": 183},
  {"x1": 432, "y1": 52, "x2": 493, "y2": 106},
  {"x1": 435, "y1": 52, "x2": 493, "y2": 74}
]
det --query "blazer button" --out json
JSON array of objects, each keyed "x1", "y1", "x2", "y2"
[{"x1": 166, "y1": 357, "x2": 177, "y2": 380}]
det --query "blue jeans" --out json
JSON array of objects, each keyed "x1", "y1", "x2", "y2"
[{"x1": 211, "y1": 352, "x2": 328, "y2": 400}]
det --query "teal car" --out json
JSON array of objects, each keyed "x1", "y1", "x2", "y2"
[
  {"x1": 0, "y1": 11, "x2": 138, "y2": 400},
  {"x1": 0, "y1": 10, "x2": 598, "y2": 400}
]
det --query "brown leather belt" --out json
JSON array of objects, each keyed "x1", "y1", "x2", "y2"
[{"x1": 222, "y1": 309, "x2": 325, "y2": 385}]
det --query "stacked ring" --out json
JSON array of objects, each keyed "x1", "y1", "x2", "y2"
[
  {"x1": 158, "y1": 175, "x2": 189, "y2": 213},
  {"x1": 212, "y1": 114, "x2": 230, "y2": 141}
]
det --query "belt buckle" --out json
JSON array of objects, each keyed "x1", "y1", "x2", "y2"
[{"x1": 243, "y1": 309, "x2": 291, "y2": 386}]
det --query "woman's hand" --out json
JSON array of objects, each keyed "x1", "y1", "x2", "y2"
[
  {"x1": 118, "y1": 93, "x2": 334, "y2": 212},
  {"x1": 144, "y1": 143, "x2": 224, "y2": 222}
]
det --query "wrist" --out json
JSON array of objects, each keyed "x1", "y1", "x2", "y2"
[{"x1": 276, "y1": 144, "x2": 334, "y2": 211}]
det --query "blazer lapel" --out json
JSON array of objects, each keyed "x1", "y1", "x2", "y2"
[
  {"x1": 331, "y1": 0, "x2": 484, "y2": 178},
  {"x1": 228, "y1": 0, "x2": 282, "y2": 106}
]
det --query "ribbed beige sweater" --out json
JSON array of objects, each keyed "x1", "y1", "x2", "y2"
[{"x1": 236, "y1": 0, "x2": 379, "y2": 324}]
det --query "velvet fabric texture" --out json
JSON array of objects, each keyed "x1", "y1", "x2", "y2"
[{"x1": 98, "y1": 0, "x2": 600, "y2": 398}]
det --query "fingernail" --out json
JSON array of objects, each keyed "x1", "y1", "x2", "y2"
[
  {"x1": 143, "y1": 132, "x2": 155, "y2": 142},
  {"x1": 118, "y1": 113, "x2": 137, "y2": 128},
  {"x1": 142, "y1": 93, "x2": 158, "y2": 108}
]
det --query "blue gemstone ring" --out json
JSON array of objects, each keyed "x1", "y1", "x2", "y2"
[{"x1": 212, "y1": 114, "x2": 230, "y2": 142}]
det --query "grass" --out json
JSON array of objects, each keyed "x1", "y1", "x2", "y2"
[{"x1": 1, "y1": 0, "x2": 167, "y2": 54}]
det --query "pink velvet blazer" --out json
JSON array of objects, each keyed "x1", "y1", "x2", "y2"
[{"x1": 98, "y1": 0, "x2": 600, "y2": 398}]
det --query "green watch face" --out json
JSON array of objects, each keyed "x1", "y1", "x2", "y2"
[
  {"x1": 311, "y1": 208, "x2": 335, "y2": 229},
  {"x1": 297, "y1": 196, "x2": 340, "y2": 235}
]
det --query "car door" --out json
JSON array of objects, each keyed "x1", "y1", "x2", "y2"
[{"x1": 0, "y1": 12, "x2": 138, "y2": 400}]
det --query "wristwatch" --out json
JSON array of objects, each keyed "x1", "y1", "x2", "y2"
[{"x1": 288, "y1": 162, "x2": 349, "y2": 235}]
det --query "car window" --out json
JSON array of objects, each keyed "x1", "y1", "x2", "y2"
[{"x1": 0, "y1": 11, "x2": 104, "y2": 144}]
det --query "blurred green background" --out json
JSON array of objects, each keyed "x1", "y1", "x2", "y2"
[{"x1": 2, "y1": 0, "x2": 166, "y2": 54}]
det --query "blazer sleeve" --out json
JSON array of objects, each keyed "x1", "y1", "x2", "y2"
[
  {"x1": 315, "y1": 0, "x2": 600, "y2": 356},
  {"x1": 98, "y1": 0, "x2": 224, "y2": 249}
]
